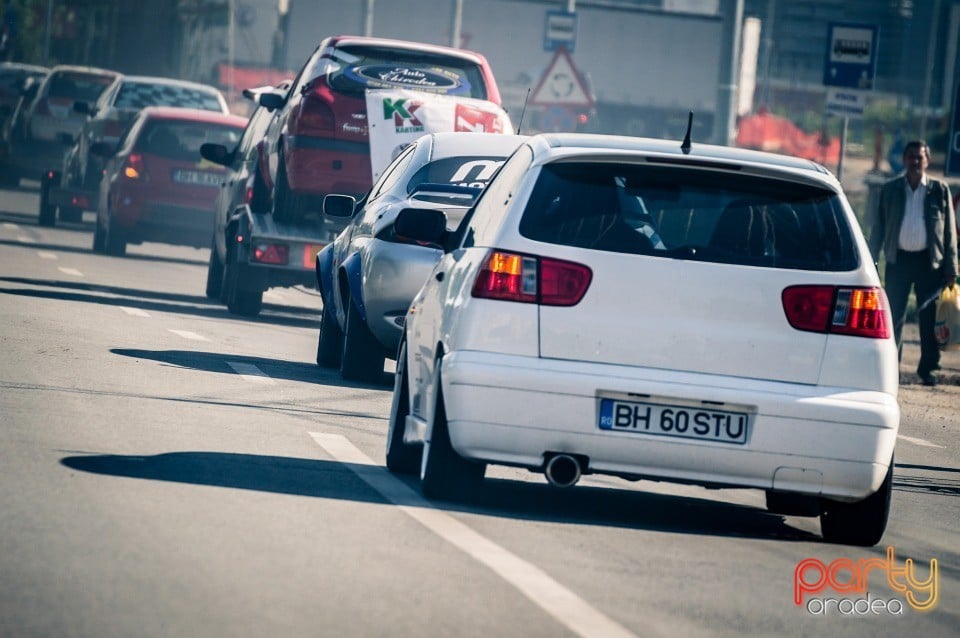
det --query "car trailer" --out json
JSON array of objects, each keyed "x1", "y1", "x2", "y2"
[{"x1": 38, "y1": 169, "x2": 96, "y2": 227}]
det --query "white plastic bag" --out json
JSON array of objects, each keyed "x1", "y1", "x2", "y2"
[{"x1": 934, "y1": 284, "x2": 960, "y2": 351}]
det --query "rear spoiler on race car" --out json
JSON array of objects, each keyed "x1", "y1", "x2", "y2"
[{"x1": 409, "y1": 182, "x2": 483, "y2": 205}]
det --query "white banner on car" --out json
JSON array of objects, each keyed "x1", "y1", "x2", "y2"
[{"x1": 365, "y1": 89, "x2": 512, "y2": 182}]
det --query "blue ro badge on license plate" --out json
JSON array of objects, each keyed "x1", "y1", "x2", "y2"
[{"x1": 599, "y1": 398, "x2": 748, "y2": 444}]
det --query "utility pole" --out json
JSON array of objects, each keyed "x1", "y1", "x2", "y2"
[
  {"x1": 363, "y1": 0, "x2": 374, "y2": 37},
  {"x1": 43, "y1": 0, "x2": 53, "y2": 65},
  {"x1": 715, "y1": 0, "x2": 744, "y2": 146},
  {"x1": 450, "y1": 0, "x2": 462, "y2": 48}
]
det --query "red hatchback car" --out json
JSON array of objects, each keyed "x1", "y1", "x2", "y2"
[
  {"x1": 92, "y1": 106, "x2": 247, "y2": 256},
  {"x1": 259, "y1": 35, "x2": 504, "y2": 223}
]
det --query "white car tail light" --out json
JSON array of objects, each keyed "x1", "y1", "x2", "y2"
[
  {"x1": 471, "y1": 250, "x2": 592, "y2": 306},
  {"x1": 782, "y1": 285, "x2": 889, "y2": 339}
]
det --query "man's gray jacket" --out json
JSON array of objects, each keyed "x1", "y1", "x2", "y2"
[{"x1": 868, "y1": 175, "x2": 958, "y2": 279}]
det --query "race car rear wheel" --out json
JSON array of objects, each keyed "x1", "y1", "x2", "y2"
[
  {"x1": 316, "y1": 301, "x2": 343, "y2": 368},
  {"x1": 385, "y1": 341, "x2": 421, "y2": 474},
  {"x1": 340, "y1": 296, "x2": 385, "y2": 383}
]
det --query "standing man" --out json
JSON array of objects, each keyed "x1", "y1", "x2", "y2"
[{"x1": 870, "y1": 140, "x2": 958, "y2": 386}]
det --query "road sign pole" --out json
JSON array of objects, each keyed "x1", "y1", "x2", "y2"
[{"x1": 837, "y1": 115, "x2": 848, "y2": 182}]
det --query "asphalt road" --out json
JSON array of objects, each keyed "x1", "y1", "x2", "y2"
[{"x1": 0, "y1": 184, "x2": 957, "y2": 638}]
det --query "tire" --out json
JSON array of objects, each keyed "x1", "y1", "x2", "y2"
[
  {"x1": 273, "y1": 148, "x2": 310, "y2": 223},
  {"x1": 205, "y1": 236, "x2": 224, "y2": 299},
  {"x1": 92, "y1": 219, "x2": 106, "y2": 253},
  {"x1": 222, "y1": 247, "x2": 262, "y2": 316},
  {"x1": 339, "y1": 295, "x2": 385, "y2": 383},
  {"x1": 59, "y1": 206, "x2": 82, "y2": 223},
  {"x1": 420, "y1": 367, "x2": 485, "y2": 500},
  {"x1": 819, "y1": 458, "x2": 893, "y2": 547},
  {"x1": 385, "y1": 341, "x2": 421, "y2": 474},
  {"x1": 316, "y1": 301, "x2": 343, "y2": 368},
  {"x1": 38, "y1": 176, "x2": 56, "y2": 227},
  {"x1": 250, "y1": 165, "x2": 271, "y2": 214},
  {"x1": 0, "y1": 164, "x2": 19, "y2": 187},
  {"x1": 228, "y1": 288, "x2": 263, "y2": 316},
  {"x1": 104, "y1": 218, "x2": 126, "y2": 256}
]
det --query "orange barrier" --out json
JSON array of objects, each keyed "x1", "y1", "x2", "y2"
[{"x1": 736, "y1": 109, "x2": 840, "y2": 166}]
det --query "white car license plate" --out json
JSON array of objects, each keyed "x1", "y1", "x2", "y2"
[
  {"x1": 598, "y1": 398, "x2": 748, "y2": 444},
  {"x1": 172, "y1": 169, "x2": 220, "y2": 186}
]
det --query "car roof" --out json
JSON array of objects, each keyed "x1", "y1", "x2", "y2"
[
  {"x1": 528, "y1": 132, "x2": 837, "y2": 186},
  {"x1": 120, "y1": 75, "x2": 222, "y2": 92},
  {"x1": 0, "y1": 62, "x2": 49, "y2": 75},
  {"x1": 138, "y1": 106, "x2": 247, "y2": 126},
  {"x1": 326, "y1": 35, "x2": 487, "y2": 65},
  {"x1": 47, "y1": 65, "x2": 119, "y2": 78},
  {"x1": 428, "y1": 132, "x2": 528, "y2": 158}
]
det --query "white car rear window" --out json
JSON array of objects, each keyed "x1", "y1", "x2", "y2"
[{"x1": 518, "y1": 162, "x2": 859, "y2": 271}]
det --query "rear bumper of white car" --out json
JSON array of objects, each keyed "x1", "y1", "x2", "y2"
[{"x1": 440, "y1": 350, "x2": 899, "y2": 501}]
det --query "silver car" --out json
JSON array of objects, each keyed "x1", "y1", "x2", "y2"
[{"x1": 316, "y1": 131, "x2": 527, "y2": 383}]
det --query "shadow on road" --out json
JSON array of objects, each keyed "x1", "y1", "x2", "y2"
[
  {"x1": 60, "y1": 450, "x2": 818, "y2": 542},
  {"x1": 110, "y1": 348, "x2": 393, "y2": 388},
  {"x1": 0, "y1": 236, "x2": 207, "y2": 266},
  {"x1": 0, "y1": 277, "x2": 319, "y2": 328}
]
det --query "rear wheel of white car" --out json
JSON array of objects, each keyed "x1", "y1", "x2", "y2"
[
  {"x1": 386, "y1": 341, "x2": 421, "y2": 474},
  {"x1": 273, "y1": 148, "x2": 310, "y2": 224},
  {"x1": 316, "y1": 301, "x2": 343, "y2": 368},
  {"x1": 420, "y1": 369, "x2": 485, "y2": 500},
  {"x1": 205, "y1": 237, "x2": 223, "y2": 299},
  {"x1": 340, "y1": 297, "x2": 385, "y2": 383},
  {"x1": 819, "y1": 457, "x2": 893, "y2": 547}
]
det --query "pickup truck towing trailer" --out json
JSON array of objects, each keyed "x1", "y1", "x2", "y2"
[
  {"x1": 38, "y1": 169, "x2": 95, "y2": 226},
  {"x1": 212, "y1": 203, "x2": 342, "y2": 316}
]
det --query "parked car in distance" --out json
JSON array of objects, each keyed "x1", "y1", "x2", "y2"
[
  {"x1": 259, "y1": 35, "x2": 504, "y2": 223},
  {"x1": 63, "y1": 74, "x2": 230, "y2": 191},
  {"x1": 316, "y1": 131, "x2": 525, "y2": 382},
  {"x1": 91, "y1": 106, "x2": 247, "y2": 256},
  {"x1": 0, "y1": 62, "x2": 48, "y2": 128},
  {"x1": 0, "y1": 64, "x2": 118, "y2": 186},
  {"x1": 387, "y1": 132, "x2": 900, "y2": 548}
]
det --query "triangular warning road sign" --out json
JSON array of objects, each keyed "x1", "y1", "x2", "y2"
[{"x1": 529, "y1": 47, "x2": 594, "y2": 108}]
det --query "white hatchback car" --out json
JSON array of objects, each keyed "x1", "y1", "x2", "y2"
[{"x1": 387, "y1": 132, "x2": 899, "y2": 547}]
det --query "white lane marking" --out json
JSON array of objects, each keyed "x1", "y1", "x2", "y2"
[
  {"x1": 18, "y1": 235, "x2": 35, "y2": 244},
  {"x1": 309, "y1": 432, "x2": 637, "y2": 638},
  {"x1": 58, "y1": 267, "x2": 83, "y2": 276},
  {"x1": 168, "y1": 329, "x2": 208, "y2": 341},
  {"x1": 2, "y1": 222, "x2": 17, "y2": 229},
  {"x1": 120, "y1": 307, "x2": 150, "y2": 318},
  {"x1": 37, "y1": 251, "x2": 58, "y2": 260},
  {"x1": 226, "y1": 361, "x2": 275, "y2": 384},
  {"x1": 897, "y1": 434, "x2": 945, "y2": 449}
]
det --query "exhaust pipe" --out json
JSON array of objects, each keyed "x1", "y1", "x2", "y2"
[{"x1": 544, "y1": 454, "x2": 582, "y2": 488}]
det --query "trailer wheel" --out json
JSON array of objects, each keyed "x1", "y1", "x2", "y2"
[
  {"x1": 59, "y1": 206, "x2": 82, "y2": 223},
  {"x1": 38, "y1": 173, "x2": 56, "y2": 227},
  {"x1": 205, "y1": 236, "x2": 224, "y2": 299}
]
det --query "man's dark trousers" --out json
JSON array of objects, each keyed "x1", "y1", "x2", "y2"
[{"x1": 885, "y1": 249, "x2": 942, "y2": 376}]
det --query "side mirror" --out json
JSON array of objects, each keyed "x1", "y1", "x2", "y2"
[
  {"x1": 56, "y1": 132, "x2": 75, "y2": 146},
  {"x1": 323, "y1": 194, "x2": 356, "y2": 218},
  {"x1": 394, "y1": 208, "x2": 448, "y2": 246},
  {"x1": 73, "y1": 101, "x2": 92, "y2": 116},
  {"x1": 258, "y1": 92, "x2": 284, "y2": 111},
  {"x1": 89, "y1": 141, "x2": 117, "y2": 158},
  {"x1": 200, "y1": 142, "x2": 231, "y2": 166}
]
